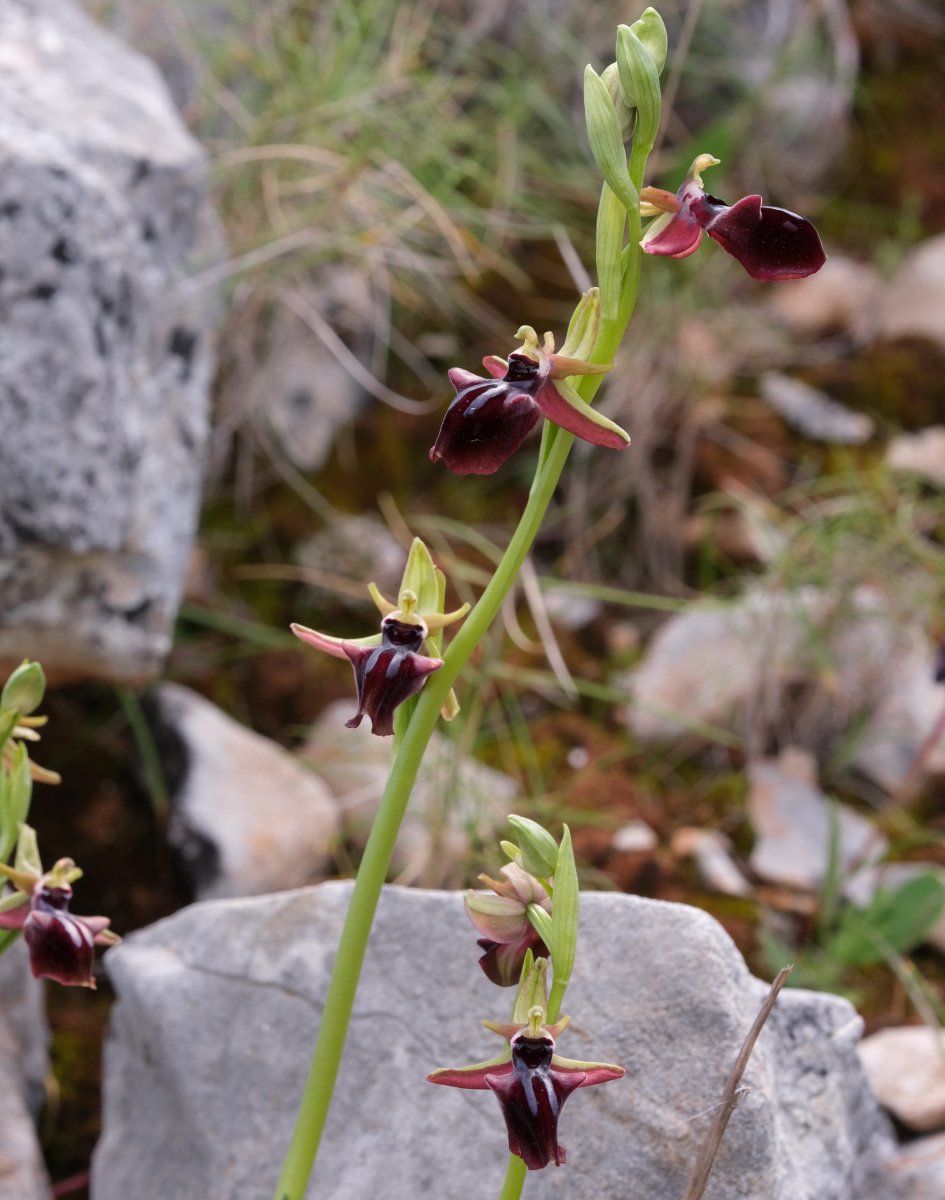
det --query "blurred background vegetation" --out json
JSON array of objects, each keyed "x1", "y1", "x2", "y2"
[{"x1": 40, "y1": 0, "x2": 945, "y2": 1187}]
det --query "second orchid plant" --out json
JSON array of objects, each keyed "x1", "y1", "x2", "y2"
[{"x1": 276, "y1": 10, "x2": 824, "y2": 1199}]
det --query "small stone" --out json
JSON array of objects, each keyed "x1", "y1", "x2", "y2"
[
  {"x1": 759, "y1": 372, "x2": 874, "y2": 445},
  {"x1": 248, "y1": 281, "x2": 370, "y2": 473},
  {"x1": 747, "y1": 748, "x2": 885, "y2": 891},
  {"x1": 859, "y1": 1027, "x2": 945, "y2": 1133},
  {"x1": 769, "y1": 255, "x2": 882, "y2": 339},
  {"x1": 672, "y1": 827, "x2": 752, "y2": 897},
  {"x1": 154, "y1": 684, "x2": 340, "y2": 900},
  {"x1": 612, "y1": 819, "x2": 658, "y2": 854},
  {"x1": 886, "y1": 427, "x2": 945, "y2": 490},
  {"x1": 879, "y1": 235, "x2": 945, "y2": 350}
]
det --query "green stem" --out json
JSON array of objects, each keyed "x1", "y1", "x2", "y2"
[
  {"x1": 273, "y1": 429, "x2": 574, "y2": 1200},
  {"x1": 274, "y1": 142, "x2": 651, "y2": 1200},
  {"x1": 499, "y1": 1153, "x2": 529, "y2": 1200}
]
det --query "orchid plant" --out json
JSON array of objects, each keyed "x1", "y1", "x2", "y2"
[
  {"x1": 276, "y1": 10, "x2": 824, "y2": 1198},
  {"x1": 0, "y1": 660, "x2": 119, "y2": 987}
]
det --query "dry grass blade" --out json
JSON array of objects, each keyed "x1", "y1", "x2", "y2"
[{"x1": 682, "y1": 966, "x2": 793, "y2": 1200}]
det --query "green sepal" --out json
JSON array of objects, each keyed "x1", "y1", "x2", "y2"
[
  {"x1": 596, "y1": 184, "x2": 627, "y2": 321},
  {"x1": 400, "y1": 538, "x2": 441, "y2": 620},
  {"x1": 631, "y1": 7, "x2": 668, "y2": 75},
  {"x1": 549, "y1": 825, "x2": 579, "y2": 990},
  {"x1": 0, "y1": 744, "x2": 33, "y2": 863},
  {"x1": 553, "y1": 377, "x2": 631, "y2": 445},
  {"x1": 14, "y1": 823, "x2": 42, "y2": 879},
  {"x1": 1, "y1": 661, "x2": 46, "y2": 717},
  {"x1": 508, "y1": 814, "x2": 559, "y2": 879},
  {"x1": 559, "y1": 289, "x2": 603, "y2": 364},
  {"x1": 617, "y1": 25, "x2": 662, "y2": 151},
  {"x1": 425, "y1": 556, "x2": 462, "y2": 722},
  {"x1": 583, "y1": 66, "x2": 640, "y2": 215},
  {"x1": 527, "y1": 903, "x2": 554, "y2": 948},
  {"x1": 0, "y1": 707, "x2": 18, "y2": 755},
  {"x1": 500, "y1": 839, "x2": 522, "y2": 865},
  {"x1": 511, "y1": 953, "x2": 548, "y2": 1025},
  {"x1": 0, "y1": 889, "x2": 29, "y2": 914}
]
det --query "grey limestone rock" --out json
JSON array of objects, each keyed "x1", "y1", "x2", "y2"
[
  {"x1": 0, "y1": 0, "x2": 218, "y2": 683},
  {"x1": 94, "y1": 883, "x2": 895, "y2": 1199},
  {"x1": 154, "y1": 683, "x2": 340, "y2": 901},
  {"x1": 0, "y1": 941, "x2": 51, "y2": 1200}
]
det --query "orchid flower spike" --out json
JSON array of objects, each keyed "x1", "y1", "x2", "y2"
[
  {"x1": 291, "y1": 538, "x2": 469, "y2": 736},
  {"x1": 640, "y1": 154, "x2": 826, "y2": 281},
  {"x1": 429, "y1": 290, "x2": 631, "y2": 475},
  {"x1": 428, "y1": 1002, "x2": 624, "y2": 1170}
]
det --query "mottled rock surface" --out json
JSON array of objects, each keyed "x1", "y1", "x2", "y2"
[
  {"x1": 153, "y1": 683, "x2": 340, "y2": 900},
  {"x1": 0, "y1": 0, "x2": 217, "y2": 683},
  {"x1": 0, "y1": 942, "x2": 51, "y2": 1200},
  {"x1": 622, "y1": 587, "x2": 945, "y2": 788},
  {"x1": 94, "y1": 883, "x2": 896, "y2": 1199}
]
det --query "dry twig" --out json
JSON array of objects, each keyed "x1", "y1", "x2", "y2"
[{"x1": 682, "y1": 966, "x2": 793, "y2": 1200}]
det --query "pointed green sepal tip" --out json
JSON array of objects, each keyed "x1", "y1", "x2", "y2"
[
  {"x1": 631, "y1": 7, "x2": 668, "y2": 74},
  {"x1": 507, "y1": 815, "x2": 559, "y2": 878},
  {"x1": 559, "y1": 289, "x2": 603, "y2": 364},
  {"x1": 1, "y1": 661, "x2": 47, "y2": 716},
  {"x1": 616, "y1": 24, "x2": 662, "y2": 149},
  {"x1": 500, "y1": 839, "x2": 522, "y2": 866},
  {"x1": 549, "y1": 825, "x2": 580, "y2": 987}
]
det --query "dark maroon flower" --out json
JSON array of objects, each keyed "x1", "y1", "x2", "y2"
[
  {"x1": 291, "y1": 540, "x2": 468, "y2": 738},
  {"x1": 935, "y1": 636, "x2": 945, "y2": 684},
  {"x1": 428, "y1": 1018, "x2": 624, "y2": 1170},
  {"x1": 0, "y1": 877, "x2": 117, "y2": 988},
  {"x1": 641, "y1": 154, "x2": 826, "y2": 281},
  {"x1": 429, "y1": 320, "x2": 630, "y2": 476},
  {"x1": 340, "y1": 615, "x2": 443, "y2": 737}
]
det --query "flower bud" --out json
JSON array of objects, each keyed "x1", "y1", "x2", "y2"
[
  {"x1": 507, "y1": 815, "x2": 559, "y2": 879},
  {"x1": 1, "y1": 661, "x2": 46, "y2": 717},
  {"x1": 583, "y1": 65, "x2": 639, "y2": 214}
]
